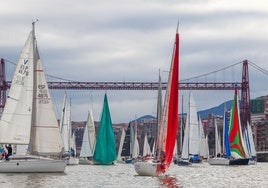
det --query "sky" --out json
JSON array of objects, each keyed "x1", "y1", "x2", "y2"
[{"x1": 1, "y1": 0, "x2": 268, "y2": 123}]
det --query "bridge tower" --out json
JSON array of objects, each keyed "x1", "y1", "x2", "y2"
[
  {"x1": 240, "y1": 60, "x2": 251, "y2": 129},
  {"x1": 0, "y1": 58, "x2": 6, "y2": 114}
]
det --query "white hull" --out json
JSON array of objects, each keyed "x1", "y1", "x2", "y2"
[
  {"x1": 208, "y1": 157, "x2": 230, "y2": 165},
  {"x1": 133, "y1": 160, "x2": 160, "y2": 176},
  {"x1": 79, "y1": 158, "x2": 94, "y2": 165},
  {"x1": 0, "y1": 156, "x2": 67, "y2": 173},
  {"x1": 67, "y1": 156, "x2": 79, "y2": 165},
  {"x1": 248, "y1": 159, "x2": 257, "y2": 165}
]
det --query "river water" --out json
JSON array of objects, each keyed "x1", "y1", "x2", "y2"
[{"x1": 0, "y1": 162, "x2": 267, "y2": 188}]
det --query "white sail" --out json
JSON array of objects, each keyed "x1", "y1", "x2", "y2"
[
  {"x1": 70, "y1": 133, "x2": 76, "y2": 155},
  {"x1": 80, "y1": 116, "x2": 93, "y2": 157},
  {"x1": 214, "y1": 118, "x2": 221, "y2": 155},
  {"x1": 199, "y1": 117, "x2": 208, "y2": 158},
  {"x1": 245, "y1": 122, "x2": 256, "y2": 158},
  {"x1": 117, "y1": 128, "x2": 126, "y2": 161},
  {"x1": 30, "y1": 40, "x2": 63, "y2": 156},
  {"x1": 87, "y1": 106, "x2": 96, "y2": 153},
  {"x1": 188, "y1": 91, "x2": 200, "y2": 155},
  {"x1": 132, "y1": 122, "x2": 139, "y2": 159},
  {"x1": 173, "y1": 139, "x2": 178, "y2": 157},
  {"x1": 143, "y1": 133, "x2": 152, "y2": 157},
  {"x1": 0, "y1": 31, "x2": 34, "y2": 144},
  {"x1": 181, "y1": 111, "x2": 189, "y2": 159},
  {"x1": 59, "y1": 91, "x2": 70, "y2": 152}
]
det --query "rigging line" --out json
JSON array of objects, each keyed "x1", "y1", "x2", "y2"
[
  {"x1": 4, "y1": 58, "x2": 77, "y2": 82},
  {"x1": 3, "y1": 58, "x2": 16, "y2": 65},
  {"x1": 248, "y1": 61, "x2": 268, "y2": 76},
  {"x1": 180, "y1": 61, "x2": 242, "y2": 82}
]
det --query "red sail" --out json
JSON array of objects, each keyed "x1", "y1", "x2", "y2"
[{"x1": 157, "y1": 32, "x2": 179, "y2": 174}]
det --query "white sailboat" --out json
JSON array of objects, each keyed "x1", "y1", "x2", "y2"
[
  {"x1": 180, "y1": 91, "x2": 202, "y2": 164},
  {"x1": 199, "y1": 117, "x2": 209, "y2": 159},
  {"x1": 142, "y1": 133, "x2": 152, "y2": 157},
  {"x1": 68, "y1": 132, "x2": 79, "y2": 165},
  {"x1": 131, "y1": 120, "x2": 140, "y2": 161},
  {"x1": 59, "y1": 93, "x2": 79, "y2": 165},
  {"x1": 117, "y1": 128, "x2": 126, "y2": 163},
  {"x1": 245, "y1": 121, "x2": 257, "y2": 165},
  {"x1": 0, "y1": 22, "x2": 66, "y2": 173},
  {"x1": 117, "y1": 122, "x2": 133, "y2": 164},
  {"x1": 208, "y1": 116, "x2": 229, "y2": 165},
  {"x1": 79, "y1": 106, "x2": 96, "y2": 164}
]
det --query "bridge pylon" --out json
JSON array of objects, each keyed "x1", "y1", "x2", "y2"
[{"x1": 0, "y1": 58, "x2": 6, "y2": 115}]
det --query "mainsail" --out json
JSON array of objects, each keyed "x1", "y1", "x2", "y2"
[{"x1": 0, "y1": 31, "x2": 34, "y2": 144}]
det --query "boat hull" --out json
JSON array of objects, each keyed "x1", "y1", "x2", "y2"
[
  {"x1": 125, "y1": 159, "x2": 132, "y2": 164},
  {"x1": 229, "y1": 158, "x2": 249, "y2": 165},
  {"x1": 133, "y1": 160, "x2": 160, "y2": 176},
  {"x1": 174, "y1": 158, "x2": 192, "y2": 166},
  {"x1": 0, "y1": 156, "x2": 67, "y2": 173},
  {"x1": 208, "y1": 157, "x2": 230, "y2": 165},
  {"x1": 248, "y1": 159, "x2": 257, "y2": 165},
  {"x1": 92, "y1": 160, "x2": 114, "y2": 165},
  {"x1": 67, "y1": 156, "x2": 79, "y2": 165},
  {"x1": 79, "y1": 158, "x2": 94, "y2": 165}
]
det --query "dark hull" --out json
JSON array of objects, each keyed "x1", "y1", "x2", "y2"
[
  {"x1": 229, "y1": 158, "x2": 249, "y2": 165},
  {"x1": 173, "y1": 158, "x2": 192, "y2": 166}
]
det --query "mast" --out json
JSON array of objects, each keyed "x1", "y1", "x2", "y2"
[
  {"x1": 180, "y1": 95, "x2": 183, "y2": 153},
  {"x1": 28, "y1": 20, "x2": 37, "y2": 154},
  {"x1": 156, "y1": 70, "x2": 162, "y2": 159}
]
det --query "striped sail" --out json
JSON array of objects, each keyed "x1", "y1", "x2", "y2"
[{"x1": 228, "y1": 88, "x2": 247, "y2": 159}]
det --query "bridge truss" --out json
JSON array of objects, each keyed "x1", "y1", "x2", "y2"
[{"x1": 0, "y1": 58, "x2": 250, "y2": 127}]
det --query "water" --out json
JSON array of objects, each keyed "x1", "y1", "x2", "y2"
[{"x1": 0, "y1": 162, "x2": 267, "y2": 188}]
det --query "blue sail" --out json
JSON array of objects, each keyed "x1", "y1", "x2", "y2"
[{"x1": 224, "y1": 111, "x2": 231, "y2": 157}]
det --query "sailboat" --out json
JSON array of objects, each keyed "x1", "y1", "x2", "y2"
[
  {"x1": 245, "y1": 121, "x2": 257, "y2": 165},
  {"x1": 208, "y1": 115, "x2": 230, "y2": 165},
  {"x1": 59, "y1": 93, "x2": 79, "y2": 165},
  {"x1": 117, "y1": 128, "x2": 126, "y2": 163},
  {"x1": 79, "y1": 105, "x2": 96, "y2": 164},
  {"x1": 116, "y1": 122, "x2": 132, "y2": 163},
  {"x1": 228, "y1": 87, "x2": 249, "y2": 165},
  {"x1": 199, "y1": 117, "x2": 209, "y2": 159},
  {"x1": 92, "y1": 94, "x2": 116, "y2": 165},
  {"x1": 0, "y1": 22, "x2": 66, "y2": 173},
  {"x1": 131, "y1": 119, "x2": 140, "y2": 162},
  {"x1": 142, "y1": 133, "x2": 152, "y2": 158},
  {"x1": 180, "y1": 91, "x2": 202, "y2": 164},
  {"x1": 69, "y1": 132, "x2": 79, "y2": 165},
  {"x1": 133, "y1": 25, "x2": 179, "y2": 176}
]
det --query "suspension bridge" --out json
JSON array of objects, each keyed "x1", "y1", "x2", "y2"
[
  {"x1": 0, "y1": 58, "x2": 256, "y2": 126},
  {"x1": 2, "y1": 57, "x2": 268, "y2": 156}
]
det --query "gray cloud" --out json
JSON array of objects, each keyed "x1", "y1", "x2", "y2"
[{"x1": 1, "y1": 0, "x2": 268, "y2": 123}]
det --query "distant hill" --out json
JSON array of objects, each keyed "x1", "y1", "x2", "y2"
[
  {"x1": 136, "y1": 101, "x2": 234, "y2": 121},
  {"x1": 197, "y1": 100, "x2": 233, "y2": 118}
]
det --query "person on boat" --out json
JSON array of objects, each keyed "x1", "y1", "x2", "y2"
[
  {"x1": 70, "y1": 147, "x2": 75, "y2": 157},
  {"x1": 5, "y1": 144, "x2": 12, "y2": 161},
  {"x1": 0, "y1": 146, "x2": 5, "y2": 160}
]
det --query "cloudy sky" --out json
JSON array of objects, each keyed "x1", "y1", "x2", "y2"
[{"x1": 1, "y1": 0, "x2": 268, "y2": 123}]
